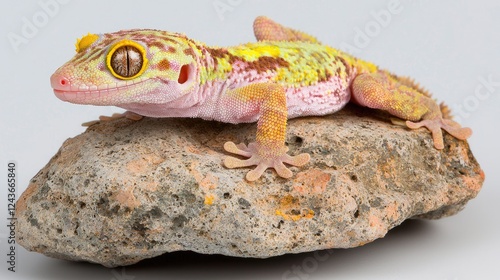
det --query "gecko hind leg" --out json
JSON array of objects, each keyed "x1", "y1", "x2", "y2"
[
  {"x1": 351, "y1": 71, "x2": 472, "y2": 149},
  {"x1": 390, "y1": 117, "x2": 471, "y2": 148}
]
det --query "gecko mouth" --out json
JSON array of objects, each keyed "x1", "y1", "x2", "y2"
[{"x1": 51, "y1": 77, "x2": 149, "y2": 105}]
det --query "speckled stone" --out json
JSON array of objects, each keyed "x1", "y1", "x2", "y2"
[{"x1": 16, "y1": 105, "x2": 484, "y2": 267}]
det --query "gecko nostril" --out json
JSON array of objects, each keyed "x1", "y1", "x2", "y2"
[
  {"x1": 60, "y1": 78, "x2": 69, "y2": 86},
  {"x1": 50, "y1": 74, "x2": 71, "y2": 90}
]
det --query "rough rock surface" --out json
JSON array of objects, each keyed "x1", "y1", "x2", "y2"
[{"x1": 16, "y1": 105, "x2": 484, "y2": 267}]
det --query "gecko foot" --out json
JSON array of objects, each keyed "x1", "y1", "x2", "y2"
[
  {"x1": 223, "y1": 142, "x2": 310, "y2": 181},
  {"x1": 406, "y1": 118, "x2": 472, "y2": 149},
  {"x1": 82, "y1": 111, "x2": 143, "y2": 127}
]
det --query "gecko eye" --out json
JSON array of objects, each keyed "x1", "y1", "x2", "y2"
[
  {"x1": 106, "y1": 40, "x2": 148, "y2": 80},
  {"x1": 110, "y1": 46, "x2": 142, "y2": 77}
]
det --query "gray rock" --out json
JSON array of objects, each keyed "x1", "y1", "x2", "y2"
[{"x1": 16, "y1": 105, "x2": 484, "y2": 267}]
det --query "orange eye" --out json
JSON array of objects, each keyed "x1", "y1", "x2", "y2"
[{"x1": 106, "y1": 40, "x2": 148, "y2": 80}]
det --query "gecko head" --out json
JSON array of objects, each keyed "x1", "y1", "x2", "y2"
[{"x1": 50, "y1": 29, "x2": 200, "y2": 107}]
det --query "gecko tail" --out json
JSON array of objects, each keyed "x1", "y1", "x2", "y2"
[{"x1": 439, "y1": 102, "x2": 453, "y2": 120}]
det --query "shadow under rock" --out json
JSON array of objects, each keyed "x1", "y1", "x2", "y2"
[{"x1": 32, "y1": 219, "x2": 434, "y2": 280}]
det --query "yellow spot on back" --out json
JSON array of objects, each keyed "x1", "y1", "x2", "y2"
[
  {"x1": 229, "y1": 44, "x2": 280, "y2": 60},
  {"x1": 75, "y1": 33, "x2": 99, "y2": 53}
]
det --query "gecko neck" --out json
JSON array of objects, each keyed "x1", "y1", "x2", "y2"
[
  {"x1": 176, "y1": 43, "x2": 231, "y2": 120},
  {"x1": 136, "y1": 42, "x2": 228, "y2": 120}
]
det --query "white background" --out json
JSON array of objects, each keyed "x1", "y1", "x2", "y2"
[{"x1": 1, "y1": 0, "x2": 499, "y2": 279}]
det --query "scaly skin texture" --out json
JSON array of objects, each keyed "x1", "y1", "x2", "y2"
[{"x1": 50, "y1": 16, "x2": 472, "y2": 181}]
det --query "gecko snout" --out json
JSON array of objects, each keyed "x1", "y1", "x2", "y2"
[
  {"x1": 50, "y1": 74, "x2": 71, "y2": 91},
  {"x1": 50, "y1": 73, "x2": 73, "y2": 102}
]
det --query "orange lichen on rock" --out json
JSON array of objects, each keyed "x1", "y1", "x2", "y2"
[
  {"x1": 200, "y1": 174, "x2": 218, "y2": 191},
  {"x1": 275, "y1": 194, "x2": 315, "y2": 221},
  {"x1": 275, "y1": 209, "x2": 315, "y2": 221},
  {"x1": 279, "y1": 194, "x2": 299, "y2": 209},
  {"x1": 15, "y1": 182, "x2": 38, "y2": 214},
  {"x1": 368, "y1": 214, "x2": 385, "y2": 236},
  {"x1": 293, "y1": 169, "x2": 331, "y2": 194},
  {"x1": 204, "y1": 194, "x2": 215, "y2": 205},
  {"x1": 112, "y1": 185, "x2": 141, "y2": 210},
  {"x1": 191, "y1": 162, "x2": 219, "y2": 197},
  {"x1": 126, "y1": 153, "x2": 164, "y2": 175},
  {"x1": 462, "y1": 171, "x2": 485, "y2": 193},
  {"x1": 384, "y1": 202, "x2": 400, "y2": 221}
]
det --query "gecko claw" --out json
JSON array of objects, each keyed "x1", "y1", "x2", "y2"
[
  {"x1": 81, "y1": 120, "x2": 100, "y2": 127},
  {"x1": 406, "y1": 118, "x2": 472, "y2": 149},
  {"x1": 223, "y1": 141, "x2": 310, "y2": 181},
  {"x1": 223, "y1": 155, "x2": 259, "y2": 168},
  {"x1": 223, "y1": 142, "x2": 252, "y2": 158},
  {"x1": 274, "y1": 161, "x2": 293, "y2": 179},
  {"x1": 282, "y1": 153, "x2": 311, "y2": 167},
  {"x1": 246, "y1": 163, "x2": 269, "y2": 181}
]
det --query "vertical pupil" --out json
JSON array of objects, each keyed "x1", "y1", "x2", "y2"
[{"x1": 111, "y1": 45, "x2": 143, "y2": 78}]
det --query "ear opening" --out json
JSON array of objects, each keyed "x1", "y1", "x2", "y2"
[{"x1": 178, "y1": 64, "x2": 190, "y2": 84}]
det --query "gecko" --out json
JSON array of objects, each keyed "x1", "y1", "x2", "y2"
[{"x1": 50, "y1": 16, "x2": 472, "y2": 181}]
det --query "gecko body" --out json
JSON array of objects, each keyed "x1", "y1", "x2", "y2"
[{"x1": 51, "y1": 16, "x2": 472, "y2": 181}]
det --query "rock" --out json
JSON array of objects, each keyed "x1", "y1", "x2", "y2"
[{"x1": 16, "y1": 105, "x2": 484, "y2": 267}]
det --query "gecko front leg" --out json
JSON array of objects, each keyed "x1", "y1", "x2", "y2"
[
  {"x1": 222, "y1": 83, "x2": 310, "y2": 181},
  {"x1": 351, "y1": 71, "x2": 472, "y2": 149}
]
